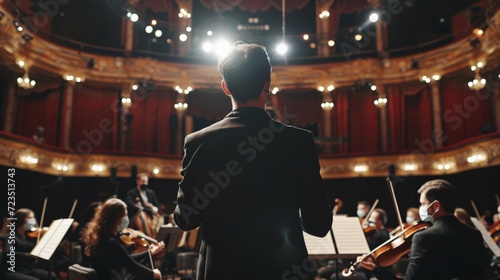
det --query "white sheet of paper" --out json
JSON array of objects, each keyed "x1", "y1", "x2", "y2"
[
  {"x1": 303, "y1": 231, "x2": 337, "y2": 255},
  {"x1": 30, "y1": 218, "x2": 74, "y2": 260},
  {"x1": 332, "y1": 216, "x2": 370, "y2": 255},
  {"x1": 471, "y1": 217, "x2": 500, "y2": 257}
]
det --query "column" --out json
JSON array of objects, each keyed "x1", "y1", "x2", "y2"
[
  {"x1": 377, "y1": 85, "x2": 388, "y2": 151},
  {"x1": 2, "y1": 82, "x2": 17, "y2": 132},
  {"x1": 430, "y1": 81, "x2": 444, "y2": 148},
  {"x1": 174, "y1": 94, "x2": 187, "y2": 154},
  {"x1": 124, "y1": 19, "x2": 134, "y2": 57},
  {"x1": 175, "y1": 0, "x2": 193, "y2": 56},
  {"x1": 321, "y1": 93, "x2": 334, "y2": 153},
  {"x1": 119, "y1": 84, "x2": 132, "y2": 151},
  {"x1": 60, "y1": 81, "x2": 75, "y2": 148},
  {"x1": 493, "y1": 86, "x2": 500, "y2": 131},
  {"x1": 315, "y1": 0, "x2": 335, "y2": 57}
]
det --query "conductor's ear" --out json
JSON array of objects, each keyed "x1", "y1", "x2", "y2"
[{"x1": 221, "y1": 80, "x2": 231, "y2": 97}]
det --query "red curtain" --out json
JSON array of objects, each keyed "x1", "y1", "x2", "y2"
[
  {"x1": 186, "y1": 90, "x2": 232, "y2": 121},
  {"x1": 387, "y1": 85, "x2": 406, "y2": 151},
  {"x1": 198, "y1": 0, "x2": 311, "y2": 13},
  {"x1": 348, "y1": 89, "x2": 380, "y2": 153},
  {"x1": 275, "y1": 90, "x2": 322, "y2": 126},
  {"x1": 405, "y1": 87, "x2": 432, "y2": 151},
  {"x1": 129, "y1": 89, "x2": 177, "y2": 153},
  {"x1": 70, "y1": 84, "x2": 119, "y2": 151},
  {"x1": 441, "y1": 79, "x2": 492, "y2": 145},
  {"x1": 15, "y1": 83, "x2": 62, "y2": 145}
]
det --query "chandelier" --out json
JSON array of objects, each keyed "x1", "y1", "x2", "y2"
[
  {"x1": 467, "y1": 72, "x2": 486, "y2": 91},
  {"x1": 17, "y1": 72, "x2": 36, "y2": 89},
  {"x1": 374, "y1": 97, "x2": 388, "y2": 107}
]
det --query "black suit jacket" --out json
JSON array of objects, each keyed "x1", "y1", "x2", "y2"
[
  {"x1": 126, "y1": 188, "x2": 159, "y2": 218},
  {"x1": 374, "y1": 215, "x2": 489, "y2": 280},
  {"x1": 174, "y1": 107, "x2": 332, "y2": 280}
]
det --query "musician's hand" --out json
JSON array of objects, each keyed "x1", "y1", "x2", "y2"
[
  {"x1": 358, "y1": 255, "x2": 378, "y2": 271},
  {"x1": 153, "y1": 268, "x2": 162, "y2": 279},
  {"x1": 150, "y1": 241, "x2": 165, "y2": 255}
]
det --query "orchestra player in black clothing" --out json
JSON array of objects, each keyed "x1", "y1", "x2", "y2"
[{"x1": 81, "y1": 198, "x2": 163, "y2": 280}]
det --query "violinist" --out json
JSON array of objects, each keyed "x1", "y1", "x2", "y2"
[
  {"x1": 359, "y1": 179, "x2": 490, "y2": 280},
  {"x1": 406, "y1": 207, "x2": 421, "y2": 224},
  {"x1": 81, "y1": 198, "x2": 162, "y2": 280},
  {"x1": 357, "y1": 201, "x2": 371, "y2": 220},
  {"x1": 1, "y1": 208, "x2": 56, "y2": 280},
  {"x1": 366, "y1": 208, "x2": 390, "y2": 250}
]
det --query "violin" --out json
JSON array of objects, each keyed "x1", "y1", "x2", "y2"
[
  {"x1": 363, "y1": 225, "x2": 377, "y2": 237},
  {"x1": 343, "y1": 177, "x2": 431, "y2": 278},
  {"x1": 119, "y1": 227, "x2": 159, "y2": 247},
  {"x1": 26, "y1": 227, "x2": 49, "y2": 238},
  {"x1": 342, "y1": 221, "x2": 431, "y2": 277},
  {"x1": 489, "y1": 220, "x2": 500, "y2": 243}
]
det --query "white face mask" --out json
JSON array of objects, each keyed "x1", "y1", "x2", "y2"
[
  {"x1": 24, "y1": 218, "x2": 37, "y2": 231},
  {"x1": 117, "y1": 216, "x2": 129, "y2": 232},
  {"x1": 406, "y1": 216, "x2": 415, "y2": 224},
  {"x1": 357, "y1": 209, "x2": 367, "y2": 218}
]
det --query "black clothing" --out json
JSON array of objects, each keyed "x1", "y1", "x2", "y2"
[{"x1": 90, "y1": 236, "x2": 154, "y2": 280}]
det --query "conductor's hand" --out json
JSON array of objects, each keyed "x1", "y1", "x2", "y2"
[
  {"x1": 153, "y1": 268, "x2": 162, "y2": 279},
  {"x1": 150, "y1": 241, "x2": 165, "y2": 255},
  {"x1": 358, "y1": 255, "x2": 378, "y2": 271}
]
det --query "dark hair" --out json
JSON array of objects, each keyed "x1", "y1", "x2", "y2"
[
  {"x1": 218, "y1": 42, "x2": 271, "y2": 103},
  {"x1": 372, "y1": 208, "x2": 387, "y2": 225},
  {"x1": 357, "y1": 201, "x2": 371, "y2": 209},
  {"x1": 15, "y1": 208, "x2": 34, "y2": 229},
  {"x1": 418, "y1": 179, "x2": 457, "y2": 213}
]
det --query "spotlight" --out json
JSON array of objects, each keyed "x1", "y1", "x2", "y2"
[
  {"x1": 179, "y1": 33, "x2": 187, "y2": 41},
  {"x1": 354, "y1": 34, "x2": 363, "y2": 41},
  {"x1": 202, "y1": 41, "x2": 213, "y2": 53},
  {"x1": 155, "y1": 30, "x2": 162, "y2": 38},
  {"x1": 369, "y1": 12, "x2": 379, "y2": 23},
  {"x1": 130, "y1": 13, "x2": 139, "y2": 22},
  {"x1": 276, "y1": 42, "x2": 288, "y2": 55},
  {"x1": 303, "y1": 34, "x2": 309, "y2": 40},
  {"x1": 145, "y1": 26, "x2": 153, "y2": 33}
]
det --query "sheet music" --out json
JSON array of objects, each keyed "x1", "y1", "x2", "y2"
[
  {"x1": 332, "y1": 216, "x2": 370, "y2": 255},
  {"x1": 30, "y1": 218, "x2": 73, "y2": 260},
  {"x1": 471, "y1": 218, "x2": 500, "y2": 257},
  {"x1": 303, "y1": 231, "x2": 337, "y2": 255}
]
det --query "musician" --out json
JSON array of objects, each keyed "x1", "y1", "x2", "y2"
[
  {"x1": 454, "y1": 208, "x2": 475, "y2": 227},
  {"x1": 406, "y1": 207, "x2": 421, "y2": 224},
  {"x1": 174, "y1": 42, "x2": 332, "y2": 280},
  {"x1": 81, "y1": 198, "x2": 162, "y2": 280},
  {"x1": 1, "y1": 208, "x2": 56, "y2": 280},
  {"x1": 360, "y1": 179, "x2": 490, "y2": 280},
  {"x1": 357, "y1": 201, "x2": 371, "y2": 219},
  {"x1": 126, "y1": 173, "x2": 160, "y2": 219},
  {"x1": 366, "y1": 208, "x2": 390, "y2": 250}
]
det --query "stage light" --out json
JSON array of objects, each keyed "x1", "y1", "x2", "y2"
[
  {"x1": 354, "y1": 34, "x2": 363, "y2": 41},
  {"x1": 202, "y1": 41, "x2": 213, "y2": 53},
  {"x1": 369, "y1": 12, "x2": 379, "y2": 23},
  {"x1": 151, "y1": 19, "x2": 157, "y2": 26},
  {"x1": 276, "y1": 42, "x2": 288, "y2": 55},
  {"x1": 179, "y1": 33, "x2": 187, "y2": 41},
  {"x1": 207, "y1": 30, "x2": 213, "y2": 36},
  {"x1": 328, "y1": 40, "x2": 335, "y2": 47},
  {"x1": 303, "y1": 34, "x2": 309, "y2": 40},
  {"x1": 186, "y1": 26, "x2": 192, "y2": 32},
  {"x1": 145, "y1": 26, "x2": 153, "y2": 33},
  {"x1": 155, "y1": 30, "x2": 162, "y2": 38},
  {"x1": 130, "y1": 13, "x2": 139, "y2": 22},
  {"x1": 215, "y1": 39, "x2": 231, "y2": 57}
]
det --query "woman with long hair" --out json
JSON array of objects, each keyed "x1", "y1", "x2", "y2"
[{"x1": 81, "y1": 198, "x2": 162, "y2": 279}]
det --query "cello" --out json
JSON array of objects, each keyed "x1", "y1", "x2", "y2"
[
  {"x1": 342, "y1": 178, "x2": 431, "y2": 278},
  {"x1": 131, "y1": 197, "x2": 155, "y2": 238}
]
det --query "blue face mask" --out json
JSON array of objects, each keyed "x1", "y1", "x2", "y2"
[
  {"x1": 24, "y1": 218, "x2": 36, "y2": 231},
  {"x1": 357, "y1": 209, "x2": 366, "y2": 218},
  {"x1": 117, "y1": 216, "x2": 129, "y2": 232},
  {"x1": 419, "y1": 201, "x2": 436, "y2": 221}
]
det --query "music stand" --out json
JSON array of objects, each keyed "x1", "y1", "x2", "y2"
[
  {"x1": 156, "y1": 225, "x2": 182, "y2": 252},
  {"x1": 30, "y1": 218, "x2": 74, "y2": 279}
]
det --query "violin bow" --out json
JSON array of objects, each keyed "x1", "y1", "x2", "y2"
[
  {"x1": 361, "y1": 199, "x2": 380, "y2": 227},
  {"x1": 68, "y1": 199, "x2": 78, "y2": 219},
  {"x1": 470, "y1": 200, "x2": 486, "y2": 225},
  {"x1": 386, "y1": 177, "x2": 405, "y2": 233},
  {"x1": 37, "y1": 197, "x2": 48, "y2": 244}
]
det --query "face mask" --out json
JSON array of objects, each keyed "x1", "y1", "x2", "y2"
[
  {"x1": 24, "y1": 218, "x2": 36, "y2": 231},
  {"x1": 406, "y1": 216, "x2": 415, "y2": 224},
  {"x1": 357, "y1": 210, "x2": 366, "y2": 218},
  {"x1": 117, "y1": 216, "x2": 129, "y2": 232},
  {"x1": 140, "y1": 184, "x2": 147, "y2": 191},
  {"x1": 419, "y1": 201, "x2": 435, "y2": 221},
  {"x1": 368, "y1": 220, "x2": 376, "y2": 226}
]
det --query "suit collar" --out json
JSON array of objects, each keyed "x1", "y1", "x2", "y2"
[{"x1": 224, "y1": 107, "x2": 270, "y2": 122}]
